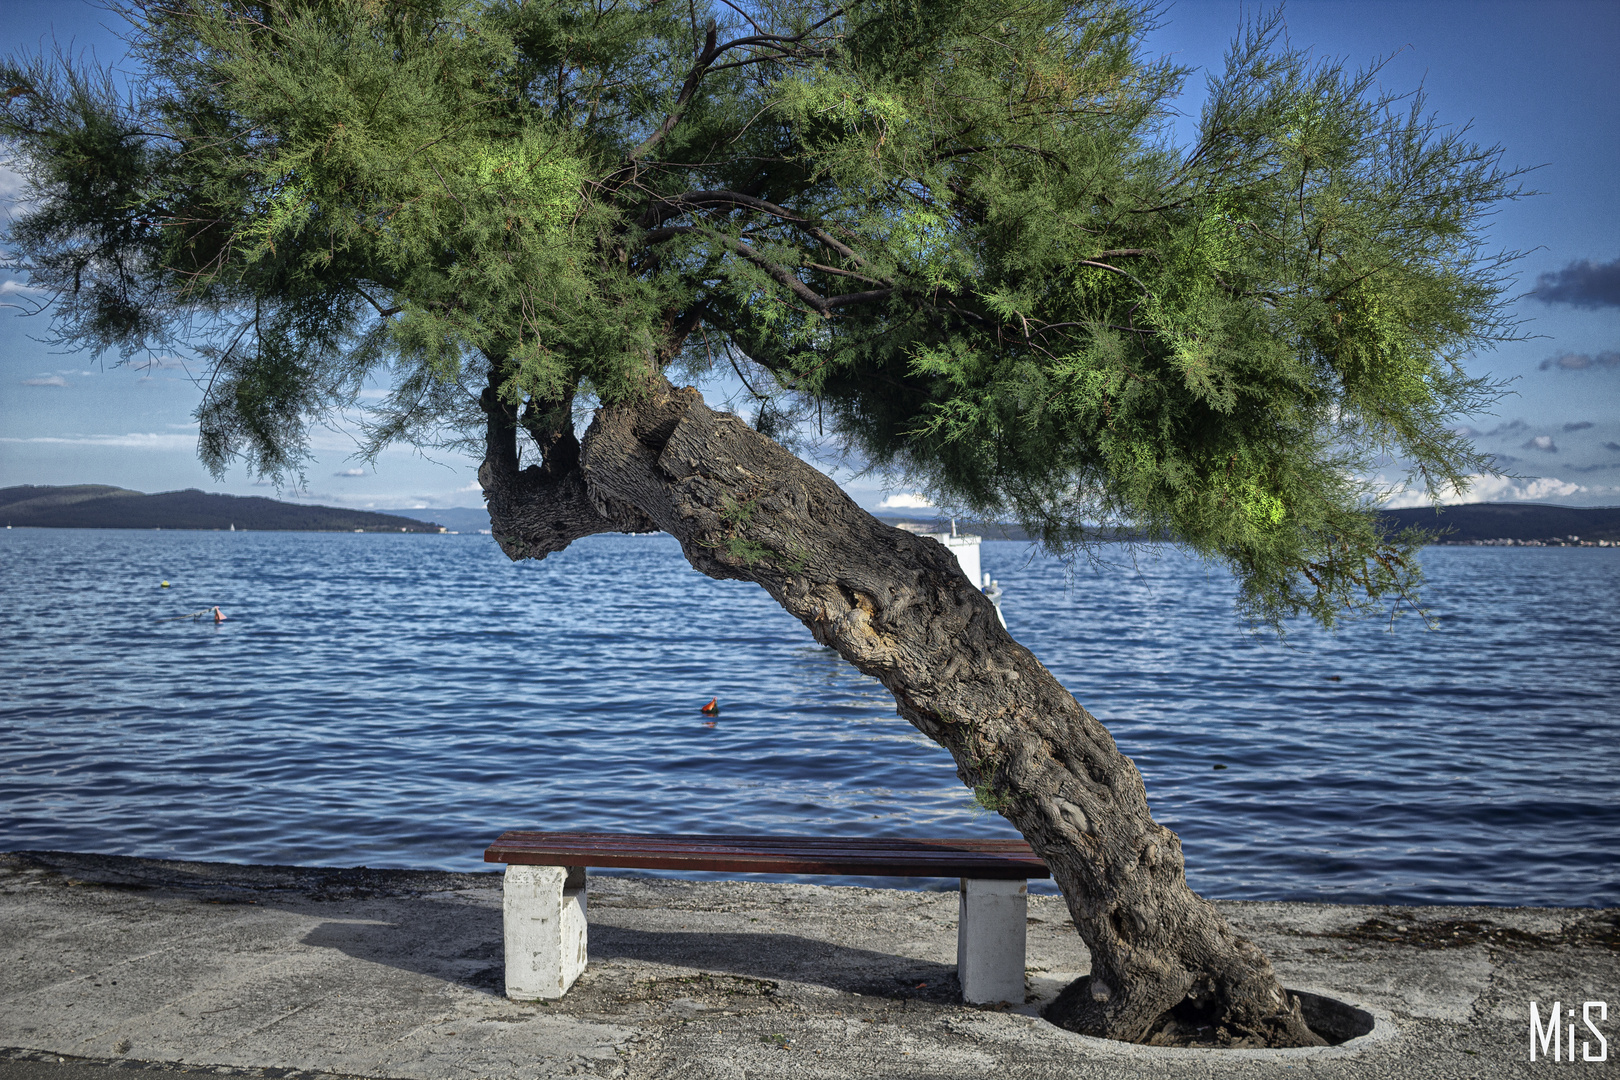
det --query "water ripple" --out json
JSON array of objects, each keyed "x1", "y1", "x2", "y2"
[{"x1": 1, "y1": 529, "x2": 1615, "y2": 906}]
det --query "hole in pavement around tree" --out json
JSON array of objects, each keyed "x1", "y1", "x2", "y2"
[{"x1": 1291, "y1": 989, "x2": 1376, "y2": 1046}]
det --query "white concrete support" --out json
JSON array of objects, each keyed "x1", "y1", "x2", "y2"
[
  {"x1": 957, "y1": 877, "x2": 1027, "y2": 1005},
  {"x1": 503, "y1": 865, "x2": 588, "y2": 1000}
]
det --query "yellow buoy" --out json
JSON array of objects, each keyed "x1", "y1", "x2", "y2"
[{"x1": 161, "y1": 581, "x2": 170, "y2": 588}]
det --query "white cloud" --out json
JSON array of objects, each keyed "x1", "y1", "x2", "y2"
[
  {"x1": 1382, "y1": 473, "x2": 1591, "y2": 508},
  {"x1": 0, "y1": 431, "x2": 197, "y2": 450},
  {"x1": 0, "y1": 164, "x2": 26, "y2": 202},
  {"x1": 879, "y1": 492, "x2": 934, "y2": 510},
  {"x1": 0, "y1": 278, "x2": 48, "y2": 311},
  {"x1": 21, "y1": 374, "x2": 67, "y2": 387},
  {"x1": 334, "y1": 467, "x2": 366, "y2": 477},
  {"x1": 133, "y1": 355, "x2": 192, "y2": 373},
  {"x1": 1521, "y1": 435, "x2": 1558, "y2": 453}
]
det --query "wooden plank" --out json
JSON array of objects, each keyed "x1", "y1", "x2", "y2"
[
  {"x1": 484, "y1": 833, "x2": 1026, "y2": 851},
  {"x1": 487, "y1": 836, "x2": 1032, "y2": 849},
  {"x1": 488, "y1": 831, "x2": 1036, "y2": 852},
  {"x1": 484, "y1": 831, "x2": 1050, "y2": 879},
  {"x1": 486, "y1": 833, "x2": 1038, "y2": 857},
  {"x1": 489, "y1": 850, "x2": 1043, "y2": 878}
]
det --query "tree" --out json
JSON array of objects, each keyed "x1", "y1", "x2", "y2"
[{"x1": 1, "y1": 0, "x2": 1521, "y2": 1047}]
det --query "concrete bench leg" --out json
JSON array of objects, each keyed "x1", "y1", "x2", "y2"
[
  {"x1": 503, "y1": 865, "x2": 588, "y2": 1000},
  {"x1": 957, "y1": 877, "x2": 1027, "y2": 1005}
]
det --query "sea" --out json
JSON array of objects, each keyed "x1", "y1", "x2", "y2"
[{"x1": 2, "y1": 528, "x2": 1616, "y2": 908}]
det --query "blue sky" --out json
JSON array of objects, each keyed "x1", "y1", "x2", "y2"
[{"x1": 2, "y1": 0, "x2": 1617, "y2": 511}]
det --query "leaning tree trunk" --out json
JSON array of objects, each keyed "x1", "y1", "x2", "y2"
[{"x1": 480, "y1": 375, "x2": 1324, "y2": 1048}]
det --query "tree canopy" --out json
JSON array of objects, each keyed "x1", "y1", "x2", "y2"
[{"x1": 2, "y1": 0, "x2": 1522, "y2": 626}]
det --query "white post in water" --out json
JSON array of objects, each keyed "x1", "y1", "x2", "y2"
[{"x1": 503, "y1": 865, "x2": 588, "y2": 999}]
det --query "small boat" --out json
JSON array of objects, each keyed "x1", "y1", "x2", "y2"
[{"x1": 922, "y1": 521, "x2": 1006, "y2": 627}]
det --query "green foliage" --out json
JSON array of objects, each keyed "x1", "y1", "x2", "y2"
[
  {"x1": 1, "y1": 1, "x2": 1525, "y2": 628},
  {"x1": 972, "y1": 782, "x2": 1012, "y2": 815}
]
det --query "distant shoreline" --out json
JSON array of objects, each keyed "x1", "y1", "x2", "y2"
[
  {"x1": 6, "y1": 484, "x2": 1618, "y2": 544},
  {"x1": 882, "y1": 502, "x2": 1620, "y2": 546},
  {"x1": 0, "y1": 484, "x2": 444, "y2": 533},
  {"x1": 3, "y1": 525, "x2": 459, "y2": 533}
]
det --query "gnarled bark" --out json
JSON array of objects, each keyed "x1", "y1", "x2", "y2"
[
  {"x1": 477, "y1": 381, "x2": 656, "y2": 558},
  {"x1": 482, "y1": 377, "x2": 1324, "y2": 1048}
]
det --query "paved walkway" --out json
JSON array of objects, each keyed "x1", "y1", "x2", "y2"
[{"x1": 2, "y1": 852, "x2": 1614, "y2": 1079}]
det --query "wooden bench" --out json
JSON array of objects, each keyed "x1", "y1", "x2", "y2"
[{"x1": 484, "y1": 831, "x2": 1050, "y2": 1006}]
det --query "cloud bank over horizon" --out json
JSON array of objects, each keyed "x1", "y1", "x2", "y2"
[{"x1": 1381, "y1": 473, "x2": 1617, "y2": 509}]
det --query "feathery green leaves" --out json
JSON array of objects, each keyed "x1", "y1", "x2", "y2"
[{"x1": 1, "y1": 1, "x2": 1524, "y2": 627}]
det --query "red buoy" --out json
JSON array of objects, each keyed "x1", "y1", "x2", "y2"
[{"x1": 700, "y1": 698, "x2": 719, "y2": 715}]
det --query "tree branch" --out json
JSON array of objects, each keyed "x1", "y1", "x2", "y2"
[
  {"x1": 353, "y1": 285, "x2": 402, "y2": 319},
  {"x1": 1078, "y1": 259, "x2": 1150, "y2": 295},
  {"x1": 623, "y1": 20, "x2": 720, "y2": 165},
  {"x1": 480, "y1": 362, "x2": 654, "y2": 560},
  {"x1": 730, "y1": 237, "x2": 835, "y2": 313},
  {"x1": 804, "y1": 261, "x2": 886, "y2": 285},
  {"x1": 636, "y1": 224, "x2": 891, "y2": 314},
  {"x1": 658, "y1": 302, "x2": 710, "y2": 363},
  {"x1": 617, "y1": 8, "x2": 847, "y2": 169},
  {"x1": 641, "y1": 190, "x2": 869, "y2": 265}
]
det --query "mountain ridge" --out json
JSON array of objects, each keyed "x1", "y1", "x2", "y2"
[
  {"x1": 1, "y1": 485, "x2": 444, "y2": 532},
  {"x1": 877, "y1": 503, "x2": 1620, "y2": 545},
  {"x1": 7, "y1": 486, "x2": 1617, "y2": 543}
]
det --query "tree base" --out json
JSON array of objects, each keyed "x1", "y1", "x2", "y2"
[{"x1": 1042, "y1": 978, "x2": 1330, "y2": 1049}]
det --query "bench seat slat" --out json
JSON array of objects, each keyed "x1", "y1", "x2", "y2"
[
  {"x1": 488, "y1": 831, "x2": 1036, "y2": 852},
  {"x1": 486, "y1": 831, "x2": 1040, "y2": 858},
  {"x1": 492, "y1": 835, "x2": 1030, "y2": 854},
  {"x1": 489, "y1": 850, "x2": 1045, "y2": 878},
  {"x1": 489, "y1": 842, "x2": 1037, "y2": 859},
  {"x1": 484, "y1": 830, "x2": 1050, "y2": 879}
]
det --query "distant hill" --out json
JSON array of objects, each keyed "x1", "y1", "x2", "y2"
[
  {"x1": 877, "y1": 516, "x2": 1034, "y2": 540},
  {"x1": 880, "y1": 504, "x2": 1620, "y2": 547},
  {"x1": 0, "y1": 484, "x2": 141, "y2": 511},
  {"x1": 1379, "y1": 502, "x2": 1620, "y2": 545},
  {"x1": 19, "y1": 484, "x2": 1602, "y2": 541},
  {"x1": 386, "y1": 506, "x2": 492, "y2": 533},
  {"x1": 878, "y1": 516, "x2": 1180, "y2": 542},
  {"x1": 1, "y1": 485, "x2": 444, "y2": 532}
]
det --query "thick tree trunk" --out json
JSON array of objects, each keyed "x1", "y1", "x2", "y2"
[{"x1": 481, "y1": 377, "x2": 1325, "y2": 1048}]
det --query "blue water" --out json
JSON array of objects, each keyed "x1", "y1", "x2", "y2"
[{"x1": 1, "y1": 529, "x2": 1616, "y2": 907}]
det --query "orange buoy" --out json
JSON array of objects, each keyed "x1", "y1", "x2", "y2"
[
  {"x1": 700, "y1": 698, "x2": 719, "y2": 715},
  {"x1": 213, "y1": 606, "x2": 226, "y2": 623}
]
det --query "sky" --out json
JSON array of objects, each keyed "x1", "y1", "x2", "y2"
[{"x1": 2, "y1": 0, "x2": 1617, "y2": 513}]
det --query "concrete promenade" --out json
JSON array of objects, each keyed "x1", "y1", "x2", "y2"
[{"x1": 2, "y1": 851, "x2": 1615, "y2": 1079}]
